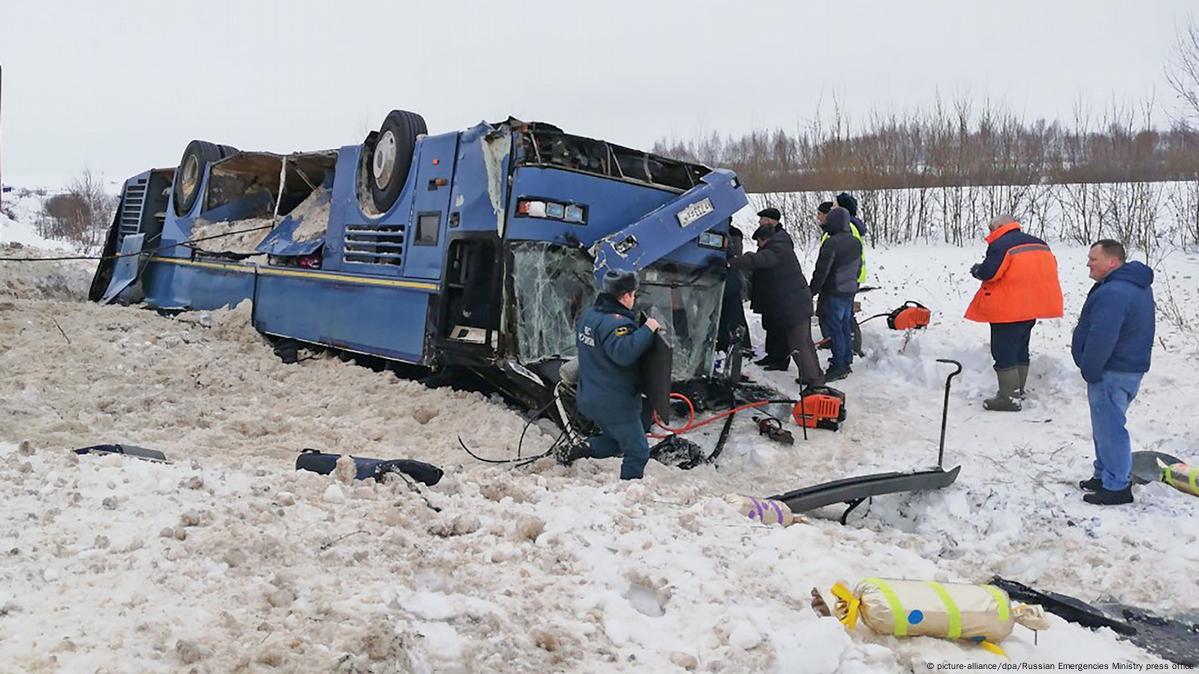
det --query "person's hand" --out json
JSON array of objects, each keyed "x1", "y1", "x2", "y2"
[
  {"x1": 644, "y1": 317, "x2": 661, "y2": 332},
  {"x1": 970, "y1": 263, "x2": 981, "y2": 277}
]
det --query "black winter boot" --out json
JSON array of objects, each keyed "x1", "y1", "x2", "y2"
[
  {"x1": 554, "y1": 438, "x2": 590, "y2": 466},
  {"x1": 1083, "y1": 486, "x2": 1134, "y2": 505},
  {"x1": 1078, "y1": 477, "x2": 1103, "y2": 491}
]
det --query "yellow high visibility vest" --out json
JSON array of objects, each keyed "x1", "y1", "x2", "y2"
[{"x1": 820, "y1": 223, "x2": 868, "y2": 284}]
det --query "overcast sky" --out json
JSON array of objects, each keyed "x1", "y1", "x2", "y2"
[{"x1": 0, "y1": 0, "x2": 1193, "y2": 188}]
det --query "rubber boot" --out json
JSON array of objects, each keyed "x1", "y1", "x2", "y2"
[
  {"x1": 983, "y1": 367, "x2": 1022, "y2": 411},
  {"x1": 1014, "y1": 364, "x2": 1029, "y2": 399}
]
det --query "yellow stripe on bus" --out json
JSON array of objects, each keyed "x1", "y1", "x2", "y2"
[{"x1": 149, "y1": 256, "x2": 439, "y2": 291}]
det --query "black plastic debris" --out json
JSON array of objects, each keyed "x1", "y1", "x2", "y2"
[
  {"x1": 295, "y1": 449, "x2": 442, "y2": 486},
  {"x1": 74, "y1": 444, "x2": 168, "y2": 463},
  {"x1": 992, "y1": 576, "x2": 1198, "y2": 667}
]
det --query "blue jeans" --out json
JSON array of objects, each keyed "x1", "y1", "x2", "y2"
[
  {"x1": 583, "y1": 410, "x2": 651, "y2": 480},
  {"x1": 823, "y1": 295, "x2": 854, "y2": 369},
  {"x1": 1087, "y1": 371, "x2": 1143, "y2": 490}
]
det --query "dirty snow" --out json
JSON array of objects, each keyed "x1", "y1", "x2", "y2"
[
  {"x1": 0, "y1": 244, "x2": 94, "y2": 301},
  {"x1": 289, "y1": 186, "x2": 333, "y2": 243},
  {"x1": 0, "y1": 216, "x2": 1197, "y2": 671},
  {"x1": 188, "y1": 216, "x2": 276, "y2": 255}
]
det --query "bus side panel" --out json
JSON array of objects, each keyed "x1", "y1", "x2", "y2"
[
  {"x1": 253, "y1": 272, "x2": 432, "y2": 364},
  {"x1": 141, "y1": 259, "x2": 257, "y2": 311}
]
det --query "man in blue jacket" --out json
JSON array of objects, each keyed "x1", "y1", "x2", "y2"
[
  {"x1": 574, "y1": 269, "x2": 661, "y2": 480},
  {"x1": 1071, "y1": 240, "x2": 1155, "y2": 505}
]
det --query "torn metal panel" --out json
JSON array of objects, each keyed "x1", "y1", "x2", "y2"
[
  {"x1": 590, "y1": 169, "x2": 746, "y2": 282},
  {"x1": 515, "y1": 124, "x2": 710, "y2": 192},
  {"x1": 193, "y1": 151, "x2": 338, "y2": 257},
  {"x1": 205, "y1": 150, "x2": 337, "y2": 214},
  {"x1": 256, "y1": 186, "x2": 332, "y2": 256},
  {"x1": 276, "y1": 152, "x2": 338, "y2": 215},
  {"x1": 100, "y1": 233, "x2": 145, "y2": 304},
  {"x1": 482, "y1": 129, "x2": 512, "y2": 235},
  {"x1": 205, "y1": 153, "x2": 281, "y2": 215}
]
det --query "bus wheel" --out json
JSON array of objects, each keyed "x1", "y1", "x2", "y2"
[{"x1": 368, "y1": 110, "x2": 427, "y2": 213}]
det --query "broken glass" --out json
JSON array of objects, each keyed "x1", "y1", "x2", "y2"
[
  {"x1": 637, "y1": 267, "x2": 724, "y2": 379},
  {"x1": 515, "y1": 126, "x2": 710, "y2": 192},
  {"x1": 509, "y1": 242, "x2": 724, "y2": 380},
  {"x1": 510, "y1": 242, "x2": 596, "y2": 364}
]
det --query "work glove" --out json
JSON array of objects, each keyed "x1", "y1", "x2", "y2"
[{"x1": 969, "y1": 263, "x2": 982, "y2": 279}]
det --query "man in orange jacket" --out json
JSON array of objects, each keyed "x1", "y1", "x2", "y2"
[{"x1": 965, "y1": 215, "x2": 1064, "y2": 411}]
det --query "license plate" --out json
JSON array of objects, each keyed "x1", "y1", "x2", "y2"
[{"x1": 676, "y1": 197, "x2": 714, "y2": 227}]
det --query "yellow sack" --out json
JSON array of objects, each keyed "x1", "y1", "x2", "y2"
[
  {"x1": 1161, "y1": 460, "x2": 1199, "y2": 497},
  {"x1": 830, "y1": 578, "x2": 1048, "y2": 655}
]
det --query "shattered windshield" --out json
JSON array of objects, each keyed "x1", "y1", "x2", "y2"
[
  {"x1": 509, "y1": 241, "x2": 723, "y2": 379},
  {"x1": 637, "y1": 267, "x2": 723, "y2": 379}
]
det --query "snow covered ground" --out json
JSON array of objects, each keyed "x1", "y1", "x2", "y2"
[
  {"x1": 0, "y1": 188, "x2": 66, "y2": 250},
  {"x1": 1, "y1": 208, "x2": 1197, "y2": 672}
]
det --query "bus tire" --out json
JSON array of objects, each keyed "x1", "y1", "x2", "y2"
[
  {"x1": 173, "y1": 140, "x2": 224, "y2": 216},
  {"x1": 368, "y1": 110, "x2": 427, "y2": 213}
]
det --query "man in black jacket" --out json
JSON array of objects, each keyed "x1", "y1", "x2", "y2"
[
  {"x1": 749, "y1": 208, "x2": 787, "y2": 367},
  {"x1": 809, "y1": 207, "x2": 862, "y2": 381},
  {"x1": 732, "y1": 224, "x2": 825, "y2": 387}
]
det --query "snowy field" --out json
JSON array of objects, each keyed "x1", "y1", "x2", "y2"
[{"x1": 1, "y1": 207, "x2": 1198, "y2": 673}]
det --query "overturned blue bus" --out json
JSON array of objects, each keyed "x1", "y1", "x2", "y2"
[{"x1": 89, "y1": 111, "x2": 748, "y2": 407}]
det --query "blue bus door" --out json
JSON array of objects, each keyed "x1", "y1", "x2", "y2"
[{"x1": 404, "y1": 134, "x2": 459, "y2": 280}]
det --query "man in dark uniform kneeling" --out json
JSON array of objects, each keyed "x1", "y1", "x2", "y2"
[{"x1": 574, "y1": 269, "x2": 662, "y2": 480}]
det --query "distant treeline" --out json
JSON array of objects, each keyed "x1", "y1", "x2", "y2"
[{"x1": 653, "y1": 100, "x2": 1199, "y2": 193}]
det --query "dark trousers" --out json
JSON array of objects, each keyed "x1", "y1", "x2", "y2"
[
  {"x1": 763, "y1": 314, "x2": 788, "y2": 364},
  {"x1": 582, "y1": 408, "x2": 651, "y2": 480},
  {"x1": 989, "y1": 320, "x2": 1036, "y2": 369},
  {"x1": 717, "y1": 273, "x2": 752, "y2": 352},
  {"x1": 823, "y1": 295, "x2": 855, "y2": 369},
  {"x1": 786, "y1": 320, "x2": 825, "y2": 386}
]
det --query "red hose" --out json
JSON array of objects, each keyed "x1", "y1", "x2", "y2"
[{"x1": 647, "y1": 393, "x2": 774, "y2": 439}]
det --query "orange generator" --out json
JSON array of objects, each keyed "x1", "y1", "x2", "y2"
[{"x1": 792, "y1": 386, "x2": 847, "y2": 431}]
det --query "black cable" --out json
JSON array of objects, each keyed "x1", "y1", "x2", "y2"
[
  {"x1": 855, "y1": 313, "x2": 891, "y2": 326},
  {"x1": 456, "y1": 434, "x2": 556, "y2": 467},
  {"x1": 0, "y1": 222, "x2": 275, "y2": 262},
  {"x1": 705, "y1": 409, "x2": 738, "y2": 465},
  {"x1": 516, "y1": 397, "x2": 559, "y2": 459}
]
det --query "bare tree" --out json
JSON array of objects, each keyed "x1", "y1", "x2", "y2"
[
  {"x1": 1166, "y1": 16, "x2": 1199, "y2": 124},
  {"x1": 37, "y1": 168, "x2": 117, "y2": 252}
]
